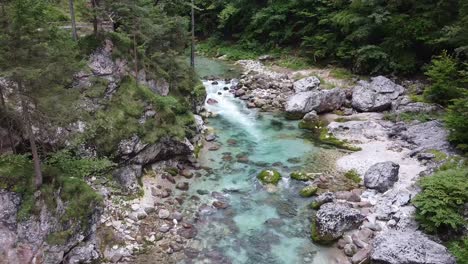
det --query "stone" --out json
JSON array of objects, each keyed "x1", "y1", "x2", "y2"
[
  {"x1": 352, "y1": 76, "x2": 404, "y2": 112},
  {"x1": 299, "y1": 185, "x2": 318, "y2": 197},
  {"x1": 312, "y1": 203, "x2": 365, "y2": 244},
  {"x1": 181, "y1": 169, "x2": 193, "y2": 179},
  {"x1": 310, "y1": 192, "x2": 336, "y2": 209},
  {"x1": 371, "y1": 230, "x2": 456, "y2": 264},
  {"x1": 257, "y1": 169, "x2": 282, "y2": 185},
  {"x1": 112, "y1": 165, "x2": 142, "y2": 191},
  {"x1": 158, "y1": 209, "x2": 170, "y2": 219},
  {"x1": 352, "y1": 247, "x2": 371, "y2": 264},
  {"x1": 299, "y1": 111, "x2": 321, "y2": 130},
  {"x1": 205, "y1": 134, "x2": 216, "y2": 142},
  {"x1": 176, "y1": 182, "x2": 189, "y2": 191},
  {"x1": 344, "y1": 244, "x2": 358, "y2": 257},
  {"x1": 285, "y1": 89, "x2": 346, "y2": 119},
  {"x1": 178, "y1": 224, "x2": 197, "y2": 239},
  {"x1": 364, "y1": 161, "x2": 399, "y2": 193},
  {"x1": 212, "y1": 201, "x2": 229, "y2": 209},
  {"x1": 293, "y1": 76, "x2": 320, "y2": 93},
  {"x1": 159, "y1": 224, "x2": 171, "y2": 233},
  {"x1": 130, "y1": 137, "x2": 194, "y2": 165},
  {"x1": 172, "y1": 212, "x2": 183, "y2": 221}
]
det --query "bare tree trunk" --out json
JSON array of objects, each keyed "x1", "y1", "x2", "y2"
[
  {"x1": 0, "y1": 82, "x2": 16, "y2": 154},
  {"x1": 91, "y1": 0, "x2": 99, "y2": 36},
  {"x1": 69, "y1": 0, "x2": 78, "y2": 41},
  {"x1": 18, "y1": 81, "x2": 42, "y2": 189},
  {"x1": 190, "y1": 0, "x2": 195, "y2": 69}
]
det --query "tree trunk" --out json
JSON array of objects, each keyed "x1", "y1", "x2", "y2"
[
  {"x1": 190, "y1": 0, "x2": 195, "y2": 69},
  {"x1": 0, "y1": 82, "x2": 16, "y2": 154},
  {"x1": 69, "y1": 0, "x2": 78, "y2": 41},
  {"x1": 18, "y1": 81, "x2": 42, "y2": 189},
  {"x1": 91, "y1": 0, "x2": 99, "y2": 36}
]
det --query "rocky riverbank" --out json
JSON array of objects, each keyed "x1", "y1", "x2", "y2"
[{"x1": 227, "y1": 59, "x2": 457, "y2": 264}]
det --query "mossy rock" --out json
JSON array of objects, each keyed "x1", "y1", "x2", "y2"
[
  {"x1": 319, "y1": 128, "x2": 362, "y2": 152},
  {"x1": 257, "y1": 169, "x2": 282, "y2": 185},
  {"x1": 165, "y1": 167, "x2": 179, "y2": 176},
  {"x1": 310, "y1": 217, "x2": 334, "y2": 245},
  {"x1": 310, "y1": 201, "x2": 321, "y2": 210},
  {"x1": 290, "y1": 171, "x2": 309, "y2": 181},
  {"x1": 299, "y1": 185, "x2": 318, "y2": 197}
]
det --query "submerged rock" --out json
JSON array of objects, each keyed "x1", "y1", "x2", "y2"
[
  {"x1": 257, "y1": 169, "x2": 282, "y2": 185},
  {"x1": 299, "y1": 185, "x2": 318, "y2": 197},
  {"x1": 312, "y1": 203, "x2": 365, "y2": 244},
  {"x1": 364, "y1": 161, "x2": 400, "y2": 193},
  {"x1": 371, "y1": 230, "x2": 456, "y2": 264},
  {"x1": 290, "y1": 171, "x2": 310, "y2": 181}
]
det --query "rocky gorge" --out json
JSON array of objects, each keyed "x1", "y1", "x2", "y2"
[{"x1": 0, "y1": 50, "x2": 463, "y2": 264}]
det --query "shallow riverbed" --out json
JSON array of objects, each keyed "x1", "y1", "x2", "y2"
[{"x1": 178, "y1": 79, "x2": 331, "y2": 264}]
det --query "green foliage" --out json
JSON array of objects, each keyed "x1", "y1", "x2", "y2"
[
  {"x1": 413, "y1": 168, "x2": 468, "y2": 234},
  {"x1": 447, "y1": 237, "x2": 468, "y2": 264},
  {"x1": 344, "y1": 169, "x2": 361, "y2": 184},
  {"x1": 424, "y1": 52, "x2": 463, "y2": 106},
  {"x1": 445, "y1": 91, "x2": 468, "y2": 152},
  {"x1": 84, "y1": 79, "x2": 195, "y2": 155},
  {"x1": 46, "y1": 230, "x2": 73, "y2": 245},
  {"x1": 0, "y1": 153, "x2": 112, "y2": 223}
]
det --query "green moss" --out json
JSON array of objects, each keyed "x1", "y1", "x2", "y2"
[
  {"x1": 310, "y1": 216, "x2": 334, "y2": 245},
  {"x1": 46, "y1": 230, "x2": 73, "y2": 245},
  {"x1": 428, "y1": 149, "x2": 448, "y2": 162},
  {"x1": 257, "y1": 169, "x2": 282, "y2": 185},
  {"x1": 290, "y1": 171, "x2": 309, "y2": 181},
  {"x1": 299, "y1": 185, "x2": 318, "y2": 197},
  {"x1": 344, "y1": 169, "x2": 361, "y2": 184},
  {"x1": 165, "y1": 167, "x2": 179, "y2": 176},
  {"x1": 318, "y1": 128, "x2": 362, "y2": 151},
  {"x1": 310, "y1": 201, "x2": 322, "y2": 210}
]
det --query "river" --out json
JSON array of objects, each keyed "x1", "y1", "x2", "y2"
[{"x1": 177, "y1": 58, "x2": 331, "y2": 263}]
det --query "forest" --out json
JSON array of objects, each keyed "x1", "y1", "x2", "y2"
[{"x1": 0, "y1": 0, "x2": 467, "y2": 264}]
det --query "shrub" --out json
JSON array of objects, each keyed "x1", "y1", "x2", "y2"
[
  {"x1": 344, "y1": 169, "x2": 361, "y2": 183},
  {"x1": 445, "y1": 91, "x2": 468, "y2": 152},
  {"x1": 424, "y1": 52, "x2": 463, "y2": 106},
  {"x1": 413, "y1": 168, "x2": 468, "y2": 234},
  {"x1": 447, "y1": 237, "x2": 468, "y2": 264}
]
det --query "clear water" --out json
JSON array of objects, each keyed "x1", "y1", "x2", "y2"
[
  {"x1": 191, "y1": 56, "x2": 242, "y2": 79},
  {"x1": 180, "y1": 80, "x2": 331, "y2": 264}
]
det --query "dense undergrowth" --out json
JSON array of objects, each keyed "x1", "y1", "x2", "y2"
[{"x1": 0, "y1": 151, "x2": 114, "y2": 223}]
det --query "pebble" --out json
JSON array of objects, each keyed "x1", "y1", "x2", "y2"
[
  {"x1": 158, "y1": 209, "x2": 171, "y2": 219},
  {"x1": 131, "y1": 204, "x2": 140, "y2": 211},
  {"x1": 159, "y1": 224, "x2": 171, "y2": 233}
]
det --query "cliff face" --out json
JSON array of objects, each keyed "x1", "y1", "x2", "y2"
[{"x1": 0, "y1": 39, "x2": 206, "y2": 263}]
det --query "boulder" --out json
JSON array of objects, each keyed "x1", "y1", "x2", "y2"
[
  {"x1": 130, "y1": 137, "x2": 194, "y2": 165},
  {"x1": 286, "y1": 89, "x2": 346, "y2": 119},
  {"x1": 112, "y1": 165, "x2": 143, "y2": 191},
  {"x1": 392, "y1": 96, "x2": 441, "y2": 114},
  {"x1": 257, "y1": 169, "x2": 282, "y2": 185},
  {"x1": 364, "y1": 162, "x2": 399, "y2": 193},
  {"x1": 371, "y1": 230, "x2": 456, "y2": 264},
  {"x1": 0, "y1": 190, "x2": 21, "y2": 229},
  {"x1": 299, "y1": 111, "x2": 321, "y2": 130},
  {"x1": 352, "y1": 76, "x2": 404, "y2": 112},
  {"x1": 293, "y1": 76, "x2": 320, "y2": 93},
  {"x1": 312, "y1": 203, "x2": 365, "y2": 244},
  {"x1": 285, "y1": 91, "x2": 316, "y2": 119}
]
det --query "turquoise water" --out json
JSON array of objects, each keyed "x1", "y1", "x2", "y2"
[{"x1": 180, "y1": 80, "x2": 330, "y2": 264}]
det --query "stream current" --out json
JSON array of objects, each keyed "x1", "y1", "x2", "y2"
[{"x1": 179, "y1": 77, "x2": 330, "y2": 264}]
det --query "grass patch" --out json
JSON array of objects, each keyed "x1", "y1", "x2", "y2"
[
  {"x1": 344, "y1": 169, "x2": 361, "y2": 183},
  {"x1": 428, "y1": 149, "x2": 448, "y2": 162},
  {"x1": 330, "y1": 68, "x2": 355, "y2": 80},
  {"x1": 47, "y1": 230, "x2": 73, "y2": 245},
  {"x1": 383, "y1": 111, "x2": 443, "y2": 123}
]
